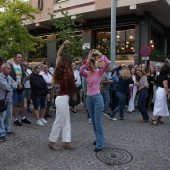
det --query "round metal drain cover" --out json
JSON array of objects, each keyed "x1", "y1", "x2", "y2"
[{"x1": 95, "y1": 147, "x2": 133, "y2": 166}]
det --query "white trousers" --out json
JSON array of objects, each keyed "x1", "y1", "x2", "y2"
[
  {"x1": 49, "y1": 95, "x2": 71, "y2": 142},
  {"x1": 128, "y1": 86, "x2": 137, "y2": 112}
]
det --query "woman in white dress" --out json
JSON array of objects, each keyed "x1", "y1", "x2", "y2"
[
  {"x1": 151, "y1": 65, "x2": 170, "y2": 125},
  {"x1": 127, "y1": 67, "x2": 137, "y2": 113}
]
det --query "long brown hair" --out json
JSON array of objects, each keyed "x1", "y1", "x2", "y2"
[
  {"x1": 136, "y1": 67, "x2": 146, "y2": 81},
  {"x1": 53, "y1": 55, "x2": 73, "y2": 85}
]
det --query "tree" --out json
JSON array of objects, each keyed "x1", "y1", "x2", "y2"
[
  {"x1": 0, "y1": 0, "x2": 39, "y2": 59},
  {"x1": 50, "y1": 10, "x2": 84, "y2": 60}
]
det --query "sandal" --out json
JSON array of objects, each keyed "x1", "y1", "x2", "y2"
[
  {"x1": 150, "y1": 119, "x2": 159, "y2": 126},
  {"x1": 157, "y1": 116, "x2": 164, "y2": 124}
]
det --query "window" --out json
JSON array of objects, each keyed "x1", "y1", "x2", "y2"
[
  {"x1": 116, "y1": 29, "x2": 135, "y2": 54},
  {"x1": 95, "y1": 26, "x2": 135, "y2": 58},
  {"x1": 96, "y1": 30, "x2": 111, "y2": 58}
]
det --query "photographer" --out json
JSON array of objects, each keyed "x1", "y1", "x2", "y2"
[{"x1": 69, "y1": 63, "x2": 81, "y2": 113}]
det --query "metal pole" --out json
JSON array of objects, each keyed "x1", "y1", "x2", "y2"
[{"x1": 110, "y1": 0, "x2": 117, "y2": 70}]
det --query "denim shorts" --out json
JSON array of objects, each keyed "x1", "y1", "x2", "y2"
[
  {"x1": 12, "y1": 90, "x2": 24, "y2": 105},
  {"x1": 32, "y1": 97, "x2": 47, "y2": 110}
]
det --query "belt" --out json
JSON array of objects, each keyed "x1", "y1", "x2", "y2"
[{"x1": 140, "y1": 88, "x2": 148, "y2": 91}]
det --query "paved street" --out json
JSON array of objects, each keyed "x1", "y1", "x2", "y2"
[{"x1": 0, "y1": 103, "x2": 170, "y2": 170}]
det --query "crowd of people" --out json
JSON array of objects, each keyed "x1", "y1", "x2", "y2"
[{"x1": 0, "y1": 40, "x2": 170, "y2": 153}]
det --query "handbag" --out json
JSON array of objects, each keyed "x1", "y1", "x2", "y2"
[{"x1": 0, "y1": 91, "x2": 8, "y2": 112}]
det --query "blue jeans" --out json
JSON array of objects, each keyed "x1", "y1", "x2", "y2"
[
  {"x1": 0, "y1": 103, "x2": 13, "y2": 137},
  {"x1": 101, "y1": 89, "x2": 110, "y2": 112},
  {"x1": 110, "y1": 91, "x2": 127, "y2": 119},
  {"x1": 86, "y1": 94, "x2": 105, "y2": 149},
  {"x1": 138, "y1": 89, "x2": 149, "y2": 120}
]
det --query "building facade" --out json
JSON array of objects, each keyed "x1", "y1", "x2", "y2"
[{"x1": 26, "y1": 0, "x2": 170, "y2": 66}]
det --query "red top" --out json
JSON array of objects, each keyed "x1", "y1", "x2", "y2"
[{"x1": 57, "y1": 72, "x2": 76, "y2": 96}]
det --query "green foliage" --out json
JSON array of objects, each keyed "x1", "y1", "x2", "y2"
[
  {"x1": 50, "y1": 10, "x2": 84, "y2": 60},
  {"x1": 150, "y1": 49, "x2": 165, "y2": 62},
  {"x1": 0, "y1": 0, "x2": 39, "y2": 59}
]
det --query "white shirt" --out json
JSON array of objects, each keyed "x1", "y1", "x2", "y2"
[
  {"x1": 74, "y1": 70, "x2": 81, "y2": 87},
  {"x1": 49, "y1": 67, "x2": 55, "y2": 75},
  {"x1": 24, "y1": 68, "x2": 32, "y2": 88},
  {"x1": 40, "y1": 71, "x2": 53, "y2": 89}
]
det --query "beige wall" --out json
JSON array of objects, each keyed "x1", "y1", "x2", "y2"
[
  {"x1": 95, "y1": 0, "x2": 111, "y2": 10},
  {"x1": 117, "y1": 0, "x2": 158, "y2": 7},
  {"x1": 29, "y1": 0, "x2": 54, "y2": 23},
  {"x1": 54, "y1": 0, "x2": 95, "y2": 18}
]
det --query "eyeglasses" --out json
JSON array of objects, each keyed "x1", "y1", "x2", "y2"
[{"x1": 36, "y1": 67, "x2": 41, "y2": 69}]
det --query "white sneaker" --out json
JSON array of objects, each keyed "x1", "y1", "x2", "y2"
[
  {"x1": 88, "y1": 118, "x2": 92, "y2": 124},
  {"x1": 36, "y1": 120, "x2": 44, "y2": 126},
  {"x1": 109, "y1": 117, "x2": 117, "y2": 121},
  {"x1": 41, "y1": 118, "x2": 47, "y2": 124}
]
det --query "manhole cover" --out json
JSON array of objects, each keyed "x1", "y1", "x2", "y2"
[{"x1": 95, "y1": 147, "x2": 133, "y2": 166}]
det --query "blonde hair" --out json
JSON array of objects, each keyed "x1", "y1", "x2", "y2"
[{"x1": 120, "y1": 69, "x2": 131, "y2": 80}]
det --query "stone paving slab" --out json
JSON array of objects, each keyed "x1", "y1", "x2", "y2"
[{"x1": 0, "y1": 104, "x2": 170, "y2": 170}]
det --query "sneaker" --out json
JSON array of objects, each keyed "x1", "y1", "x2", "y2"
[
  {"x1": 14, "y1": 120, "x2": 22, "y2": 126},
  {"x1": 103, "y1": 112, "x2": 109, "y2": 116},
  {"x1": 127, "y1": 110, "x2": 132, "y2": 114},
  {"x1": 21, "y1": 118, "x2": 31, "y2": 124},
  {"x1": 45, "y1": 114, "x2": 52, "y2": 118},
  {"x1": 36, "y1": 120, "x2": 44, "y2": 126},
  {"x1": 6, "y1": 131, "x2": 15, "y2": 136},
  {"x1": 88, "y1": 118, "x2": 92, "y2": 124},
  {"x1": 0, "y1": 136, "x2": 6, "y2": 142},
  {"x1": 26, "y1": 108, "x2": 32, "y2": 114},
  {"x1": 41, "y1": 118, "x2": 47, "y2": 124},
  {"x1": 120, "y1": 117, "x2": 125, "y2": 120},
  {"x1": 109, "y1": 117, "x2": 117, "y2": 121}
]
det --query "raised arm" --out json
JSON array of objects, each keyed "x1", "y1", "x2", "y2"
[
  {"x1": 80, "y1": 51, "x2": 93, "y2": 77},
  {"x1": 56, "y1": 40, "x2": 70, "y2": 66}
]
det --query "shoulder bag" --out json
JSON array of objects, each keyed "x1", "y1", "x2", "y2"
[{"x1": 0, "y1": 91, "x2": 8, "y2": 112}]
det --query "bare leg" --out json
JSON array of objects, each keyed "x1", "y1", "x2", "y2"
[
  {"x1": 34, "y1": 109, "x2": 39, "y2": 120},
  {"x1": 40, "y1": 108, "x2": 46, "y2": 118},
  {"x1": 13, "y1": 104, "x2": 17, "y2": 119},
  {"x1": 27, "y1": 100, "x2": 31, "y2": 109},
  {"x1": 19, "y1": 102, "x2": 25, "y2": 118}
]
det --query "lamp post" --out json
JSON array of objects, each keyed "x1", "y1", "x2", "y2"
[{"x1": 110, "y1": 0, "x2": 117, "y2": 70}]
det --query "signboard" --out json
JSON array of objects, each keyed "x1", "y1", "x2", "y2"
[
  {"x1": 133, "y1": 53, "x2": 138, "y2": 60},
  {"x1": 142, "y1": 56, "x2": 149, "y2": 60},
  {"x1": 82, "y1": 43, "x2": 90, "y2": 50},
  {"x1": 140, "y1": 45, "x2": 152, "y2": 57}
]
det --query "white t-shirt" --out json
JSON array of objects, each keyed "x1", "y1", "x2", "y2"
[
  {"x1": 40, "y1": 72, "x2": 53, "y2": 89},
  {"x1": 13, "y1": 62, "x2": 22, "y2": 83},
  {"x1": 24, "y1": 69, "x2": 32, "y2": 88}
]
